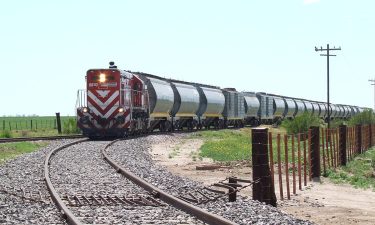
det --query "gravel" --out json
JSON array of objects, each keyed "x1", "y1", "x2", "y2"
[
  {"x1": 0, "y1": 139, "x2": 81, "y2": 225},
  {"x1": 48, "y1": 140, "x2": 205, "y2": 224},
  {"x1": 106, "y1": 133, "x2": 315, "y2": 225}
]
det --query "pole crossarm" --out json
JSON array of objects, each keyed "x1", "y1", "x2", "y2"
[{"x1": 315, "y1": 46, "x2": 341, "y2": 51}]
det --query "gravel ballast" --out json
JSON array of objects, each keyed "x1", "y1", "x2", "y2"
[
  {"x1": 48, "y1": 140, "x2": 205, "y2": 224},
  {"x1": 0, "y1": 139, "x2": 81, "y2": 225},
  {"x1": 106, "y1": 134, "x2": 314, "y2": 225}
]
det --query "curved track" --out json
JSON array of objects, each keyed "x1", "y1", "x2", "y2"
[
  {"x1": 44, "y1": 138, "x2": 236, "y2": 225},
  {"x1": 102, "y1": 139, "x2": 236, "y2": 225},
  {"x1": 44, "y1": 139, "x2": 87, "y2": 225}
]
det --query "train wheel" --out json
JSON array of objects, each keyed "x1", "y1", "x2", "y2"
[
  {"x1": 192, "y1": 120, "x2": 198, "y2": 130},
  {"x1": 218, "y1": 120, "x2": 224, "y2": 129},
  {"x1": 165, "y1": 121, "x2": 172, "y2": 132},
  {"x1": 159, "y1": 121, "x2": 166, "y2": 132}
]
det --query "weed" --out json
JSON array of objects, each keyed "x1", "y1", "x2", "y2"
[
  {"x1": 348, "y1": 109, "x2": 375, "y2": 126},
  {"x1": 281, "y1": 112, "x2": 321, "y2": 135},
  {"x1": 62, "y1": 118, "x2": 80, "y2": 134},
  {"x1": 326, "y1": 147, "x2": 375, "y2": 190},
  {"x1": 0, "y1": 130, "x2": 13, "y2": 138}
]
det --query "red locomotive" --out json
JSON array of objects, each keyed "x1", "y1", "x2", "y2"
[{"x1": 77, "y1": 62, "x2": 148, "y2": 137}]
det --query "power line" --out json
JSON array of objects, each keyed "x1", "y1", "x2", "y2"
[{"x1": 315, "y1": 44, "x2": 341, "y2": 129}]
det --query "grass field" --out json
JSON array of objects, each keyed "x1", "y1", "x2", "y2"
[
  {"x1": 0, "y1": 116, "x2": 78, "y2": 137},
  {"x1": 0, "y1": 116, "x2": 75, "y2": 130},
  {"x1": 189, "y1": 128, "x2": 252, "y2": 161},
  {"x1": 0, "y1": 141, "x2": 49, "y2": 164},
  {"x1": 188, "y1": 127, "x2": 292, "y2": 163},
  {"x1": 326, "y1": 147, "x2": 375, "y2": 191}
]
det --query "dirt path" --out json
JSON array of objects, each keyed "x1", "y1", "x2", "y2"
[{"x1": 150, "y1": 135, "x2": 375, "y2": 225}]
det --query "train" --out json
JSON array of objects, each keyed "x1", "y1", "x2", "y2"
[{"x1": 76, "y1": 62, "x2": 367, "y2": 138}]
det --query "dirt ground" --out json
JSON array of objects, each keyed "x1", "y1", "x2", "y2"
[{"x1": 150, "y1": 136, "x2": 375, "y2": 225}]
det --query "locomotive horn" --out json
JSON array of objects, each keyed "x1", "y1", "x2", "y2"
[{"x1": 109, "y1": 61, "x2": 117, "y2": 68}]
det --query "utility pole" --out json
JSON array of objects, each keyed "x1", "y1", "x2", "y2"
[
  {"x1": 369, "y1": 78, "x2": 375, "y2": 111},
  {"x1": 315, "y1": 44, "x2": 341, "y2": 129}
]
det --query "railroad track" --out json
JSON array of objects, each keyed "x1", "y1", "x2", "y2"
[
  {"x1": 44, "y1": 138, "x2": 237, "y2": 225},
  {"x1": 0, "y1": 135, "x2": 84, "y2": 143}
]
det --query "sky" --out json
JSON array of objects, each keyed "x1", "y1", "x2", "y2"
[{"x1": 1, "y1": 0, "x2": 375, "y2": 116}]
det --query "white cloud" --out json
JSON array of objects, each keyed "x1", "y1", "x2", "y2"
[{"x1": 304, "y1": 0, "x2": 320, "y2": 4}]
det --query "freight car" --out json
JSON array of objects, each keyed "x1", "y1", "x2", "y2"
[{"x1": 76, "y1": 62, "x2": 364, "y2": 138}]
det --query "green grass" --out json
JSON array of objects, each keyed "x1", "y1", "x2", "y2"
[
  {"x1": 0, "y1": 116, "x2": 75, "y2": 131},
  {"x1": 0, "y1": 142, "x2": 49, "y2": 164},
  {"x1": 0, "y1": 116, "x2": 79, "y2": 137},
  {"x1": 189, "y1": 128, "x2": 305, "y2": 163},
  {"x1": 189, "y1": 128, "x2": 252, "y2": 162},
  {"x1": 326, "y1": 147, "x2": 375, "y2": 191}
]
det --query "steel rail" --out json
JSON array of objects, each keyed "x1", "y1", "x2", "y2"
[
  {"x1": 44, "y1": 139, "x2": 88, "y2": 225},
  {"x1": 0, "y1": 135, "x2": 84, "y2": 143},
  {"x1": 102, "y1": 139, "x2": 237, "y2": 225}
]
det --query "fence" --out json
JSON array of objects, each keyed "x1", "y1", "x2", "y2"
[
  {"x1": 1, "y1": 116, "x2": 75, "y2": 131},
  {"x1": 253, "y1": 124, "x2": 375, "y2": 204}
]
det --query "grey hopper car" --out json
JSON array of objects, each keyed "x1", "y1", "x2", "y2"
[
  {"x1": 170, "y1": 82, "x2": 200, "y2": 118},
  {"x1": 311, "y1": 102, "x2": 320, "y2": 117},
  {"x1": 273, "y1": 96, "x2": 287, "y2": 118},
  {"x1": 195, "y1": 86, "x2": 225, "y2": 118},
  {"x1": 338, "y1": 105, "x2": 345, "y2": 118},
  {"x1": 284, "y1": 98, "x2": 296, "y2": 118},
  {"x1": 318, "y1": 103, "x2": 327, "y2": 118},
  {"x1": 243, "y1": 92, "x2": 260, "y2": 125},
  {"x1": 303, "y1": 100, "x2": 314, "y2": 115},
  {"x1": 243, "y1": 92, "x2": 260, "y2": 117},
  {"x1": 330, "y1": 104, "x2": 338, "y2": 118},
  {"x1": 256, "y1": 92, "x2": 274, "y2": 123},
  {"x1": 140, "y1": 77, "x2": 175, "y2": 119},
  {"x1": 222, "y1": 88, "x2": 245, "y2": 126},
  {"x1": 293, "y1": 99, "x2": 306, "y2": 117},
  {"x1": 344, "y1": 106, "x2": 352, "y2": 118},
  {"x1": 170, "y1": 82, "x2": 200, "y2": 129}
]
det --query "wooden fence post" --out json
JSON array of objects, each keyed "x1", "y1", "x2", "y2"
[
  {"x1": 310, "y1": 126, "x2": 320, "y2": 181},
  {"x1": 339, "y1": 125, "x2": 347, "y2": 166},
  {"x1": 369, "y1": 125, "x2": 372, "y2": 148},
  {"x1": 252, "y1": 128, "x2": 277, "y2": 207},
  {"x1": 56, "y1": 113, "x2": 62, "y2": 134},
  {"x1": 356, "y1": 125, "x2": 362, "y2": 154}
]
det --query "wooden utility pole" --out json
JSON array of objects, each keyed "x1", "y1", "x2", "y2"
[
  {"x1": 315, "y1": 44, "x2": 341, "y2": 129},
  {"x1": 368, "y1": 78, "x2": 375, "y2": 111}
]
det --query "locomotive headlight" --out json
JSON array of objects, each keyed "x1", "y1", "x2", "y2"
[
  {"x1": 82, "y1": 107, "x2": 88, "y2": 113},
  {"x1": 99, "y1": 73, "x2": 106, "y2": 83},
  {"x1": 118, "y1": 107, "x2": 124, "y2": 113}
]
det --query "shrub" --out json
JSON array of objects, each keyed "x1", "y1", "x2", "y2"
[
  {"x1": 330, "y1": 119, "x2": 347, "y2": 128},
  {"x1": 62, "y1": 118, "x2": 80, "y2": 134},
  {"x1": 281, "y1": 112, "x2": 321, "y2": 135},
  {"x1": 348, "y1": 109, "x2": 375, "y2": 126},
  {"x1": 0, "y1": 130, "x2": 13, "y2": 138}
]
